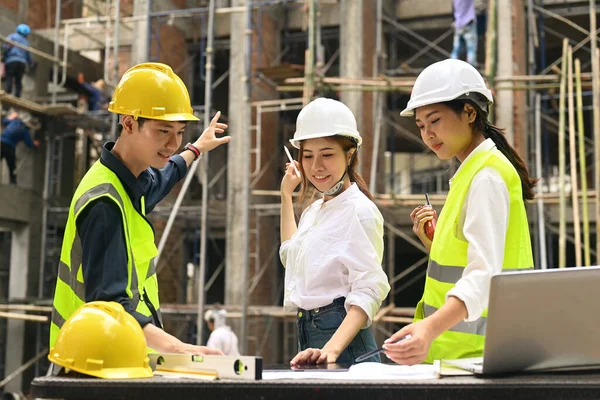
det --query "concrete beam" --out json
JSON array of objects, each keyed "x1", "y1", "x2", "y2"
[{"x1": 0, "y1": 185, "x2": 33, "y2": 224}]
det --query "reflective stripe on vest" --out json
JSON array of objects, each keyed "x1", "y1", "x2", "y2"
[{"x1": 427, "y1": 260, "x2": 534, "y2": 284}]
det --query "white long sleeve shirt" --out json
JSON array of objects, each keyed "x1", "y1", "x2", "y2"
[
  {"x1": 279, "y1": 183, "x2": 391, "y2": 328},
  {"x1": 206, "y1": 326, "x2": 240, "y2": 356},
  {"x1": 445, "y1": 138, "x2": 511, "y2": 322}
]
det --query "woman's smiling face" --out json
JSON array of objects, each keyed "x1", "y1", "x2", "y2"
[{"x1": 300, "y1": 137, "x2": 349, "y2": 193}]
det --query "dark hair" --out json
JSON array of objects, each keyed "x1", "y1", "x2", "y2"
[
  {"x1": 136, "y1": 117, "x2": 148, "y2": 128},
  {"x1": 297, "y1": 136, "x2": 373, "y2": 208},
  {"x1": 117, "y1": 116, "x2": 148, "y2": 133},
  {"x1": 443, "y1": 99, "x2": 538, "y2": 201}
]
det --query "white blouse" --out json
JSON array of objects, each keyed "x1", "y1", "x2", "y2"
[
  {"x1": 446, "y1": 138, "x2": 511, "y2": 322},
  {"x1": 279, "y1": 183, "x2": 391, "y2": 328}
]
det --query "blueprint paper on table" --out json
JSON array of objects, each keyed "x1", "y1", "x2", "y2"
[{"x1": 262, "y1": 363, "x2": 438, "y2": 380}]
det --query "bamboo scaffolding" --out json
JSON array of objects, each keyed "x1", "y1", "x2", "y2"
[
  {"x1": 592, "y1": 0, "x2": 600, "y2": 260},
  {"x1": 535, "y1": 93, "x2": 547, "y2": 269},
  {"x1": 0, "y1": 311, "x2": 48, "y2": 323},
  {"x1": 575, "y1": 58, "x2": 591, "y2": 266},
  {"x1": 558, "y1": 39, "x2": 569, "y2": 269},
  {"x1": 495, "y1": 73, "x2": 594, "y2": 82},
  {"x1": 567, "y1": 46, "x2": 582, "y2": 267},
  {"x1": 0, "y1": 305, "x2": 52, "y2": 312}
]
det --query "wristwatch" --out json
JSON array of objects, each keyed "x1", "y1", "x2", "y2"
[{"x1": 183, "y1": 143, "x2": 201, "y2": 161}]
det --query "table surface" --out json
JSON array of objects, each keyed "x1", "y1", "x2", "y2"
[{"x1": 31, "y1": 371, "x2": 600, "y2": 400}]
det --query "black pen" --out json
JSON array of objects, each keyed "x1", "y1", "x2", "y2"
[{"x1": 354, "y1": 335, "x2": 410, "y2": 363}]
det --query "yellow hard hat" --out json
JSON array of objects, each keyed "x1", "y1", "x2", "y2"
[
  {"x1": 48, "y1": 301, "x2": 153, "y2": 379},
  {"x1": 108, "y1": 62, "x2": 199, "y2": 121}
]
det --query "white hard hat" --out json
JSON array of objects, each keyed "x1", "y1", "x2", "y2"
[
  {"x1": 204, "y1": 309, "x2": 227, "y2": 328},
  {"x1": 400, "y1": 59, "x2": 494, "y2": 117},
  {"x1": 290, "y1": 98, "x2": 362, "y2": 149}
]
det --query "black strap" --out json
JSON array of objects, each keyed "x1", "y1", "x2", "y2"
[{"x1": 142, "y1": 289, "x2": 163, "y2": 329}]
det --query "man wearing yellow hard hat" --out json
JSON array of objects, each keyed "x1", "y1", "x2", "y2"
[{"x1": 50, "y1": 63, "x2": 230, "y2": 355}]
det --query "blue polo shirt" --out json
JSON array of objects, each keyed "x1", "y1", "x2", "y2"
[
  {"x1": 75, "y1": 141, "x2": 188, "y2": 327},
  {"x1": 1, "y1": 118, "x2": 35, "y2": 149}
]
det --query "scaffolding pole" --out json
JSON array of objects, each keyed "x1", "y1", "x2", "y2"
[
  {"x1": 303, "y1": 0, "x2": 316, "y2": 105},
  {"x1": 111, "y1": 0, "x2": 121, "y2": 139},
  {"x1": 239, "y1": 0, "x2": 253, "y2": 355},
  {"x1": 369, "y1": 0, "x2": 383, "y2": 195},
  {"x1": 51, "y1": 0, "x2": 62, "y2": 105},
  {"x1": 567, "y1": 45, "x2": 582, "y2": 267},
  {"x1": 0, "y1": 35, "x2": 66, "y2": 66},
  {"x1": 575, "y1": 58, "x2": 591, "y2": 266},
  {"x1": 591, "y1": 0, "x2": 600, "y2": 261},
  {"x1": 535, "y1": 94, "x2": 547, "y2": 269},
  {"x1": 196, "y1": 0, "x2": 216, "y2": 346},
  {"x1": 558, "y1": 39, "x2": 568, "y2": 268}
]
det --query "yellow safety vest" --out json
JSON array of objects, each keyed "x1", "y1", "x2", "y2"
[
  {"x1": 50, "y1": 160, "x2": 162, "y2": 348},
  {"x1": 415, "y1": 149, "x2": 533, "y2": 362}
]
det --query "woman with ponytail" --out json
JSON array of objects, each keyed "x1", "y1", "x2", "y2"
[
  {"x1": 384, "y1": 59, "x2": 535, "y2": 365},
  {"x1": 279, "y1": 98, "x2": 390, "y2": 365}
]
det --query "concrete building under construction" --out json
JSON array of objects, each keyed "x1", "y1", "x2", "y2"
[{"x1": 0, "y1": 0, "x2": 598, "y2": 395}]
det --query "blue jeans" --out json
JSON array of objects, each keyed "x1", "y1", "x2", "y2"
[
  {"x1": 450, "y1": 20, "x2": 478, "y2": 68},
  {"x1": 297, "y1": 297, "x2": 380, "y2": 364}
]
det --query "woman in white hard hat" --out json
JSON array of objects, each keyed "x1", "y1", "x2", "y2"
[
  {"x1": 383, "y1": 59, "x2": 536, "y2": 365},
  {"x1": 280, "y1": 98, "x2": 390, "y2": 365},
  {"x1": 204, "y1": 309, "x2": 240, "y2": 356}
]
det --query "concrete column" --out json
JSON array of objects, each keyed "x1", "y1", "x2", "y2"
[
  {"x1": 4, "y1": 224, "x2": 30, "y2": 393},
  {"x1": 132, "y1": 0, "x2": 151, "y2": 65},
  {"x1": 511, "y1": 0, "x2": 528, "y2": 158},
  {"x1": 225, "y1": 0, "x2": 249, "y2": 313},
  {"x1": 340, "y1": 0, "x2": 364, "y2": 173},
  {"x1": 495, "y1": 0, "x2": 527, "y2": 156},
  {"x1": 496, "y1": 1, "x2": 514, "y2": 144}
]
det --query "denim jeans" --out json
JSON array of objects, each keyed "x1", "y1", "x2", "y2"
[
  {"x1": 297, "y1": 297, "x2": 380, "y2": 364},
  {"x1": 450, "y1": 20, "x2": 478, "y2": 68}
]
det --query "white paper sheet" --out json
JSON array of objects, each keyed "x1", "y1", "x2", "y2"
[{"x1": 262, "y1": 363, "x2": 438, "y2": 381}]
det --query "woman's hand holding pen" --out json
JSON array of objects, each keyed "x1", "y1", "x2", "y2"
[
  {"x1": 290, "y1": 347, "x2": 340, "y2": 366},
  {"x1": 410, "y1": 205, "x2": 436, "y2": 252},
  {"x1": 281, "y1": 160, "x2": 302, "y2": 197},
  {"x1": 383, "y1": 320, "x2": 434, "y2": 366}
]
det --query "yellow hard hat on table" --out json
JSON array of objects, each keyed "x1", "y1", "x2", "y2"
[
  {"x1": 108, "y1": 62, "x2": 199, "y2": 122},
  {"x1": 48, "y1": 301, "x2": 153, "y2": 379}
]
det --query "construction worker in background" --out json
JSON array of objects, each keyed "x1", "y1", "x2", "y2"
[
  {"x1": 1, "y1": 109, "x2": 40, "y2": 184},
  {"x1": 78, "y1": 72, "x2": 109, "y2": 112},
  {"x1": 49, "y1": 301, "x2": 153, "y2": 379},
  {"x1": 2, "y1": 24, "x2": 34, "y2": 98},
  {"x1": 204, "y1": 309, "x2": 240, "y2": 356},
  {"x1": 280, "y1": 98, "x2": 390, "y2": 365},
  {"x1": 384, "y1": 59, "x2": 535, "y2": 365},
  {"x1": 450, "y1": 0, "x2": 478, "y2": 68},
  {"x1": 50, "y1": 63, "x2": 230, "y2": 355}
]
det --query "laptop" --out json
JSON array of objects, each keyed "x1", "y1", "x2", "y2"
[{"x1": 445, "y1": 266, "x2": 600, "y2": 375}]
